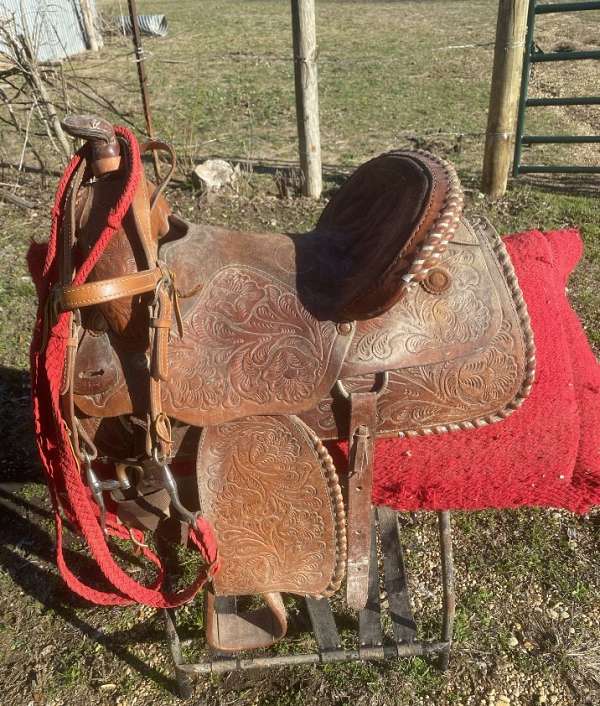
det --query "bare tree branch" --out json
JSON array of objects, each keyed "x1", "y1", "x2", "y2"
[{"x1": 0, "y1": 187, "x2": 35, "y2": 209}]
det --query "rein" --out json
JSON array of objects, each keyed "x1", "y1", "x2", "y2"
[{"x1": 30, "y1": 126, "x2": 219, "y2": 608}]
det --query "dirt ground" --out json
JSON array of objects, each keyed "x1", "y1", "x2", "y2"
[{"x1": 0, "y1": 2, "x2": 599, "y2": 705}]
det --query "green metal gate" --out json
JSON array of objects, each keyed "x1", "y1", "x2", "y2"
[{"x1": 513, "y1": 0, "x2": 600, "y2": 175}]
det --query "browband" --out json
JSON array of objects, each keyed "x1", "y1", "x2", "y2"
[{"x1": 59, "y1": 267, "x2": 163, "y2": 311}]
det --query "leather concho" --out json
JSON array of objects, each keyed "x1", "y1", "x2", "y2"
[{"x1": 299, "y1": 217, "x2": 535, "y2": 439}]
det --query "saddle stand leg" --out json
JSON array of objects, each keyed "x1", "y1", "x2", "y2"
[
  {"x1": 162, "y1": 509, "x2": 456, "y2": 698},
  {"x1": 164, "y1": 608, "x2": 194, "y2": 700},
  {"x1": 438, "y1": 510, "x2": 456, "y2": 671}
]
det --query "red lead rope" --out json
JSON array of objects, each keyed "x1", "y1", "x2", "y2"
[{"x1": 29, "y1": 126, "x2": 220, "y2": 607}]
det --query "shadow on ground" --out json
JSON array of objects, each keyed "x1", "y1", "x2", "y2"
[
  {"x1": 0, "y1": 484, "x2": 183, "y2": 695},
  {"x1": 0, "y1": 366, "x2": 40, "y2": 483},
  {"x1": 514, "y1": 173, "x2": 600, "y2": 198}
]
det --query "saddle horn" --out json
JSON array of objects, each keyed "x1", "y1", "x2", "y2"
[{"x1": 61, "y1": 114, "x2": 121, "y2": 177}]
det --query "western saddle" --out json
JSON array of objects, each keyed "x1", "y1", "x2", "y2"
[{"x1": 34, "y1": 115, "x2": 535, "y2": 652}]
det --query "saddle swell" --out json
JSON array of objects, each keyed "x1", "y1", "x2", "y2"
[{"x1": 38, "y1": 114, "x2": 535, "y2": 652}]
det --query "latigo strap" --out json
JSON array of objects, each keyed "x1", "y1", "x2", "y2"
[{"x1": 346, "y1": 391, "x2": 378, "y2": 610}]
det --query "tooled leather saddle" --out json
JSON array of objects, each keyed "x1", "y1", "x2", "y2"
[{"x1": 33, "y1": 115, "x2": 535, "y2": 652}]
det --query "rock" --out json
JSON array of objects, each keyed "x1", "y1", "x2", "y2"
[{"x1": 192, "y1": 159, "x2": 238, "y2": 191}]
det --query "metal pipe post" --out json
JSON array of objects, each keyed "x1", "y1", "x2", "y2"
[
  {"x1": 513, "y1": 0, "x2": 540, "y2": 176},
  {"x1": 127, "y1": 0, "x2": 161, "y2": 181},
  {"x1": 163, "y1": 608, "x2": 194, "y2": 698}
]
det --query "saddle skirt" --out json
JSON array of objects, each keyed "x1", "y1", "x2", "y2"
[{"x1": 73, "y1": 215, "x2": 534, "y2": 442}]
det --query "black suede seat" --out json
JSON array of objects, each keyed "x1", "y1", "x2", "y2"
[{"x1": 294, "y1": 151, "x2": 463, "y2": 321}]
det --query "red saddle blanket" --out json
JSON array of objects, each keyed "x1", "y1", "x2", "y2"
[{"x1": 331, "y1": 228, "x2": 600, "y2": 514}]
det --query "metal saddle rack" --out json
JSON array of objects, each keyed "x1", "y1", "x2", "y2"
[{"x1": 163, "y1": 508, "x2": 455, "y2": 700}]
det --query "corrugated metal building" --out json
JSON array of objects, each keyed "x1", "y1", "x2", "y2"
[{"x1": 0, "y1": 0, "x2": 101, "y2": 63}]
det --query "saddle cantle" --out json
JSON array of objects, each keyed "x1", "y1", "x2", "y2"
[
  {"x1": 300, "y1": 216, "x2": 535, "y2": 439},
  {"x1": 34, "y1": 115, "x2": 535, "y2": 651}
]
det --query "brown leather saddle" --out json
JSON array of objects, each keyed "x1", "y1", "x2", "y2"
[{"x1": 49, "y1": 115, "x2": 535, "y2": 651}]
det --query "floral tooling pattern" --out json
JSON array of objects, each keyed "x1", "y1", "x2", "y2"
[
  {"x1": 308, "y1": 319, "x2": 523, "y2": 436},
  {"x1": 198, "y1": 416, "x2": 337, "y2": 595},
  {"x1": 348, "y1": 248, "x2": 493, "y2": 364},
  {"x1": 164, "y1": 266, "x2": 336, "y2": 414}
]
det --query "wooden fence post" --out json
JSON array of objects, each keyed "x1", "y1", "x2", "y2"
[
  {"x1": 291, "y1": 0, "x2": 322, "y2": 199},
  {"x1": 481, "y1": 0, "x2": 529, "y2": 199},
  {"x1": 80, "y1": 0, "x2": 100, "y2": 52}
]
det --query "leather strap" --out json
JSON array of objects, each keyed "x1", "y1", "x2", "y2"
[
  {"x1": 129, "y1": 164, "x2": 157, "y2": 267},
  {"x1": 204, "y1": 590, "x2": 287, "y2": 652},
  {"x1": 58, "y1": 160, "x2": 86, "y2": 396},
  {"x1": 150, "y1": 285, "x2": 172, "y2": 382},
  {"x1": 127, "y1": 141, "x2": 176, "y2": 460},
  {"x1": 346, "y1": 391, "x2": 377, "y2": 610},
  {"x1": 59, "y1": 267, "x2": 163, "y2": 311},
  {"x1": 140, "y1": 139, "x2": 176, "y2": 209},
  {"x1": 59, "y1": 159, "x2": 85, "y2": 287}
]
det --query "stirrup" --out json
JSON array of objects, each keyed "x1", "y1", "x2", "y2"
[{"x1": 204, "y1": 590, "x2": 288, "y2": 652}]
